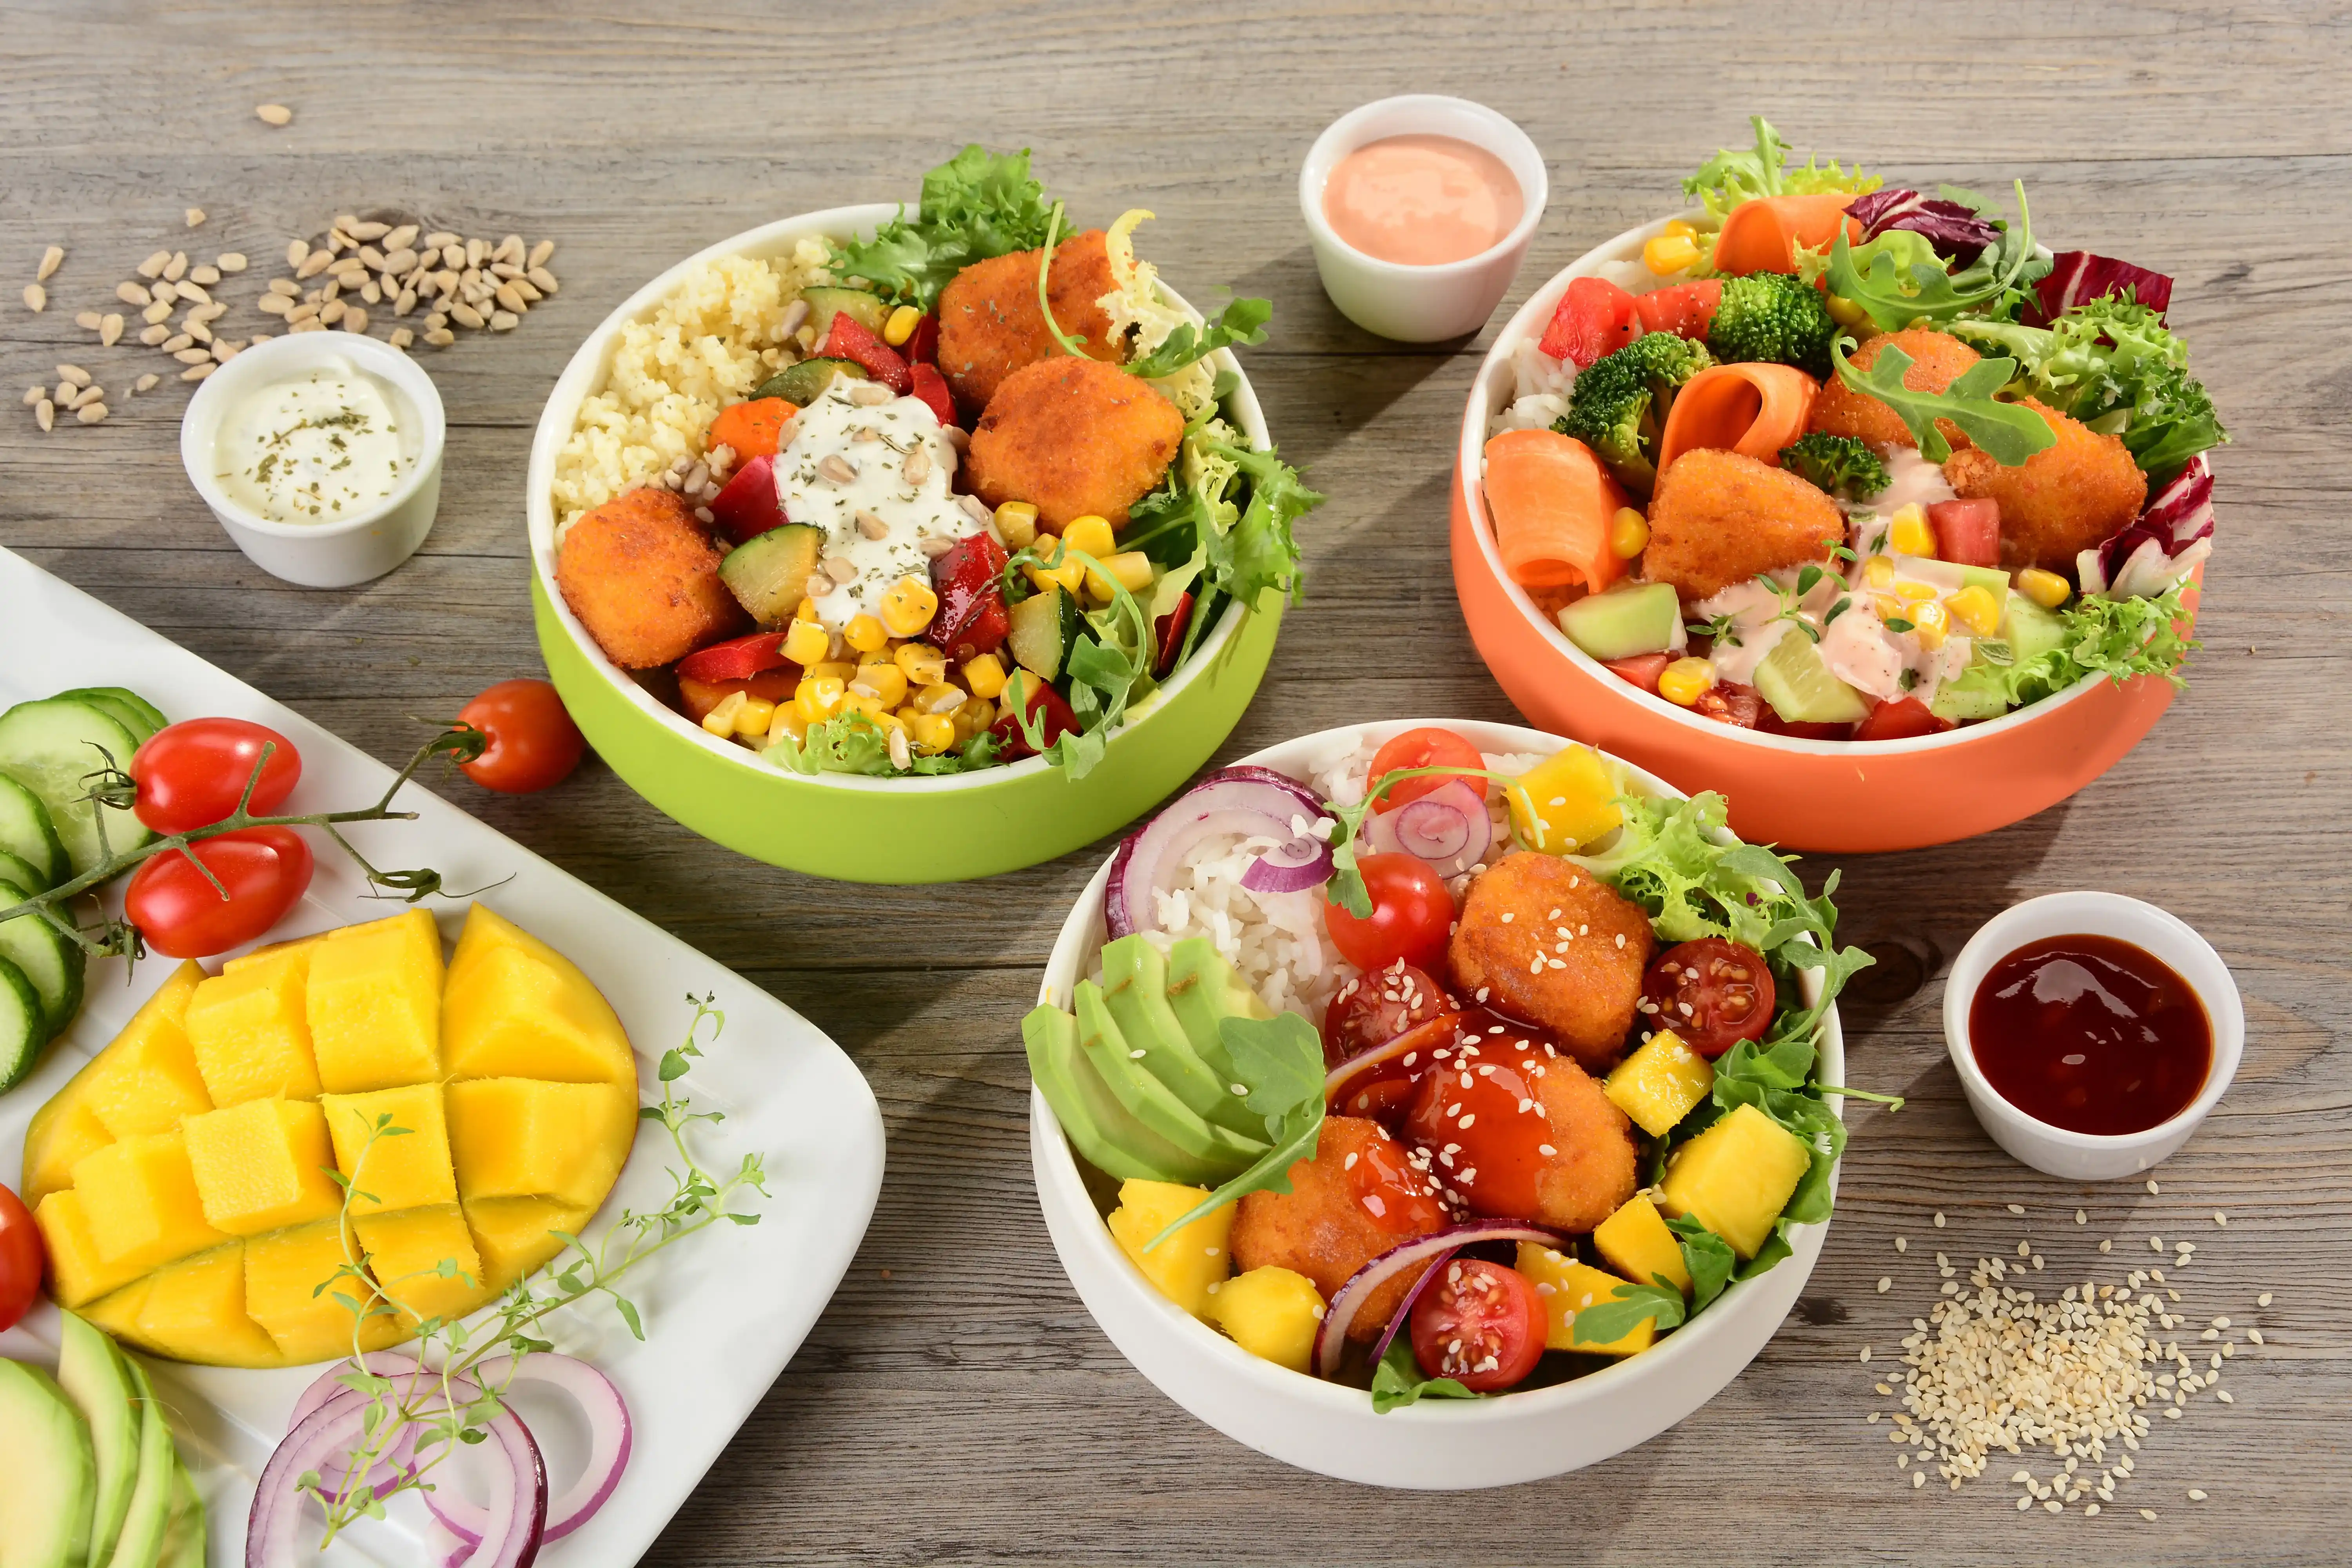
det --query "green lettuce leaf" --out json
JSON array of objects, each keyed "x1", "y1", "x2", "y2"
[
  {"x1": 1823, "y1": 181, "x2": 2042, "y2": 332},
  {"x1": 1666, "y1": 1215, "x2": 1738, "y2": 1312},
  {"x1": 1682, "y1": 116, "x2": 1878, "y2": 221},
  {"x1": 1568, "y1": 1278, "x2": 1684, "y2": 1347},
  {"x1": 1371, "y1": 1336, "x2": 1483, "y2": 1413},
  {"x1": 831, "y1": 145, "x2": 1057, "y2": 309},
  {"x1": 1971, "y1": 581, "x2": 2198, "y2": 705},
  {"x1": 1125, "y1": 297, "x2": 1271, "y2": 380},
  {"x1": 1949, "y1": 299, "x2": 2227, "y2": 473}
]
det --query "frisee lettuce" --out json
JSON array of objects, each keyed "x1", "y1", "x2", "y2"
[
  {"x1": 1682, "y1": 116, "x2": 1878, "y2": 220},
  {"x1": 831, "y1": 145, "x2": 1057, "y2": 309},
  {"x1": 764, "y1": 712, "x2": 1000, "y2": 777},
  {"x1": 1974, "y1": 581, "x2": 2199, "y2": 706},
  {"x1": 1949, "y1": 298, "x2": 2227, "y2": 474}
]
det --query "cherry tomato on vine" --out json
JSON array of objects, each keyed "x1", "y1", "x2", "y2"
[
  {"x1": 1643, "y1": 937, "x2": 1777, "y2": 1058},
  {"x1": 1409, "y1": 1258, "x2": 1546, "y2": 1393},
  {"x1": 124, "y1": 826, "x2": 313, "y2": 958},
  {"x1": 1366, "y1": 728, "x2": 1486, "y2": 815},
  {"x1": 1324, "y1": 853, "x2": 1455, "y2": 973},
  {"x1": 130, "y1": 718, "x2": 303, "y2": 833},
  {"x1": 457, "y1": 679, "x2": 587, "y2": 794},
  {"x1": 0, "y1": 1181, "x2": 42, "y2": 1334}
]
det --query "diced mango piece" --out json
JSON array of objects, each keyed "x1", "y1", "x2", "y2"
[
  {"x1": 76, "y1": 960, "x2": 212, "y2": 1138},
  {"x1": 1206, "y1": 1265, "x2": 1324, "y2": 1371},
  {"x1": 128, "y1": 1243, "x2": 281, "y2": 1367},
  {"x1": 1593, "y1": 1193, "x2": 1691, "y2": 1296},
  {"x1": 1659, "y1": 1102, "x2": 1813, "y2": 1259},
  {"x1": 1516, "y1": 1242, "x2": 1657, "y2": 1356},
  {"x1": 70, "y1": 1132, "x2": 230, "y2": 1273},
  {"x1": 183, "y1": 1098, "x2": 343, "y2": 1236},
  {"x1": 1106, "y1": 1179, "x2": 1232, "y2": 1319},
  {"x1": 223, "y1": 932, "x2": 326, "y2": 973},
  {"x1": 184, "y1": 951, "x2": 321, "y2": 1107},
  {"x1": 243, "y1": 1220, "x2": 403, "y2": 1363},
  {"x1": 445, "y1": 1079, "x2": 635, "y2": 1210},
  {"x1": 1604, "y1": 1029, "x2": 1715, "y2": 1138},
  {"x1": 1506, "y1": 744, "x2": 1624, "y2": 854},
  {"x1": 23, "y1": 1095, "x2": 111, "y2": 1207},
  {"x1": 442, "y1": 906, "x2": 633, "y2": 1085},
  {"x1": 34, "y1": 1190, "x2": 149, "y2": 1307},
  {"x1": 322, "y1": 1084, "x2": 457, "y2": 1216},
  {"x1": 78, "y1": 1276, "x2": 154, "y2": 1341},
  {"x1": 307, "y1": 908, "x2": 443, "y2": 1094},
  {"x1": 463, "y1": 1196, "x2": 591, "y2": 1295},
  {"x1": 354, "y1": 1204, "x2": 490, "y2": 1325}
]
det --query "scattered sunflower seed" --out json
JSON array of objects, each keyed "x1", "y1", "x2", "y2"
[
  {"x1": 256, "y1": 103, "x2": 293, "y2": 126},
  {"x1": 22, "y1": 283, "x2": 44, "y2": 311}
]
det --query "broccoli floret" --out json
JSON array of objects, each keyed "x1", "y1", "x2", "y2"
[
  {"x1": 1779, "y1": 432, "x2": 1890, "y2": 499},
  {"x1": 1706, "y1": 272, "x2": 1838, "y2": 376},
  {"x1": 1555, "y1": 332, "x2": 1713, "y2": 492}
]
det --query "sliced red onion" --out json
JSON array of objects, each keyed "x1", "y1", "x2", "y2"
[
  {"x1": 1107, "y1": 767, "x2": 1327, "y2": 936},
  {"x1": 1312, "y1": 1220, "x2": 1570, "y2": 1378},
  {"x1": 1238, "y1": 832, "x2": 1333, "y2": 894},
  {"x1": 1366, "y1": 1245, "x2": 1461, "y2": 1372},
  {"x1": 1323, "y1": 1011, "x2": 1466, "y2": 1111},
  {"x1": 423, "y1": 1354, "x2": 632, "y2": 1545},
  {"x1": 287, "y1": 1352, "x2": 429, "y2": 1495},
  {"x1": 1103, "y1": 832, "x2": 1140, "y2": 938},
  {"x1": 1361, "y1": 780, "x2": 1492, "y2": 877}
]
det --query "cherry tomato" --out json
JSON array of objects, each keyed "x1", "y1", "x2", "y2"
[
  {"x1": 457, "y1": 679, "x2": 587, "y2": 795},
  {"x1": 1409, "y1": 1258, "x2": 1547, "y2": 1393},
  {"x1": 1632, "y1": 279, "x2": 1724, "y2": 341},
  {"x1": 1757, "y1": 708, "x2": 1852, "y2": 741},
  {"x1": 130, "y1": 719, "x2": 302, "y2": 833},
  {"x1": 0, "y1": 1181, "x2": 41, "y2": 1334},
  {"x1": 1644, "y1": 937, "x2": 1777, "y2": 1058},
  {"x1": 1321, "y1": 961, "x2": 1454, "y2": 1068},
  {"x1": 1324, "y1": 854, "x2": 1455, "y2": 973},
  {"x1": 1853, "y1": 695, "x2": 1955, "y2": 742},
  {"x1": 1927, "y1": 498, "x2": 2002, "y2": 568},
  {"x1": 1367, "y1": 728, "x2": 1486, "y2": 815},
  {"x1": 124, "y1": 826, "x2": 313, "y2": 958},
  {"x1": 1604, "y1": 653, "x2": 1671, "y2": 695},
  {"x1": 1692, "y1": 681, "x2": 1762, "y2": 729}
]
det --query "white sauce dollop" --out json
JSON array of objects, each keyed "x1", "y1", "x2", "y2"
[{"x1": 213, "y1": 357, "x2": 412, "y2": 524}]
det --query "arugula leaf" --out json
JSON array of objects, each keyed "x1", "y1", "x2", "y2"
[
  {"x1": 1829, "y1": 337, "x2": 2055, "y2": 465},
  {"x1": 1370, "y1": 1336, "x2": 1483, "y2": 1413},
  {"x1": 1125, "y1": 297, "x2": 1272, "y2": 380},
  {"x1": 1143, "y1": 1099, "x2": 1323, "y2": 1251},
  {"x1": 831, "y1": 145, "x2": 1057, "y2": 309},
  {"x1": 1823, "y1": 180, "x2": 2041, "y2": 331},
  {"x1": 1736, "y1": 1220, "x2": 1795, "y2": 1281},
  {"x1": 1143, "y1": 1012, "x2": 1326, "y2": 1250},
  {"x1": 1666, "y1": 1215, "x2": 1737, "y2": 1313},
  {"x1": 1568, "y1": 1278, "x2": 1684, "y2": 1347}
]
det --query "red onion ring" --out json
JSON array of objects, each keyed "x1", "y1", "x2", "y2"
[
  {"x1": 1238, "y1": 832, "x2": 1333, "y2": 894},
  {"x1": 1104, "y1": 767, "x2": 1326, "y2": 936},
  {"x1": 287, "y1": 1352, "x2": 431, "y2": 1495},
  {"x1": 1312, "y1": 1221, "x2": 1570, "y2": 1379},
  {"x1": 1361, "y1": 780, "x2": 1492, "y2": 877},
  {"x1": 422, "y1": 1354, "x2": 632, "y2": 1546},
  {"x1": 1323, "y1": 1011, "x2": 1465, "y2": 1111},
  {"x1": 1366, "y1": 1245, "x2": 1461, "y2": 1372}
]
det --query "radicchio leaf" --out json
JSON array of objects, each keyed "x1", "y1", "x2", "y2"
[
  {"x1": 2030, "y1": 252, "x2": 2175, "y2": 327},
  {"x1": 1846, "y1": 188, "x2": 2003, "y2": 267},
  {"x1": 2081, "y1": 455, "x2": 2214, "y2": 597}
]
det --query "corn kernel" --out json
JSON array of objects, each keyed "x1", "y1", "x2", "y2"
[
  {"x1": 1826, "y1": 294, "x2": 1871, "y2": 329},
  {"x1": 1872, "y1": 593, "x2": 1904, "y2": 622},
  {"x1": 795, "y1": 675, "x2": 846, "y2": 722},
  {"x1": 806, "y1": 661, "x2": 858, "y2": 683},
  {"x1": 1862, "y1": 555, "x2": 1895, "y2": 588},
  {"x1": 2017, "y1": 567, "x2": 2071, "y2": 610},
  {"x1": 1025, "y1": 555, "x2": 1086, "y2": 595},
  {"x1": 1946, "y1": 584, "x2": 2001, "y2": 638},
  {"x1": 765, "y1": 702, "x2": 808, "y2": 746},
  {"x1": 1609, "y1": 507, "x2": 1650, "y2": 559},
  {"x1": 1661, "y1": 219, "x2": 1697, "y2": 243},
  {"x1": 840, "y1": 691, "x2": 890, "y2": 720},
  {"x1": 732, "y1": 696, "x2": 776, "y2": 738},
  {"x1": 1063, "y1": 515, "x2": 1116, "y2": 561},
  {"x1": 864, "y1": 708, "x2": 907, "y2": 735},
  {"x1": 1909, "y1": 598, "x2": 1949, "y2": 650},
  {"x1": 1658, "y1": 657, "x2": 1716, "y2": 707},
  {"x1": 879, "y1": 575, "x2": 940, "y2": 637},
  {"x1": 844, "y1": 613, "x2": 890, "y2": 653},
  {"x1": 962, "y1": 652, "x2": 1008, "y2": 700},
  {"x1": 794, "y1": 595, "x2": 821, "y2": 622},
  {"x1": 1896, "y1": 579, "x2": 1937, "y2": 603},
  {"x1": 851, "y1": 664, "x2": 909, "y2": 706},
  {"x1": 1888, "y1": 503, "x2": 1935, "y2": 557},
  {"x1": 911, "y1": 713, "x2": 957, "y2": 754},
  {"x1": 994, "y1": 501, "x2": 1040, "y2": 550},
  {"x1": 1644, "y1": 232, "x2": 1701, "y2": 275},
  {"x1": 954, "y1": 696, "x2": 996, "y2": 741},
  {"x1": 783, "y1": 617, "x2": 831, "y2": 666},
  {"x1": 895, "y1": 642, "x2": 949, "y2": 684},
  {"x1": 858, "y1": 646, "x2": 895, "y2": 669},
  {"x1": 883, "y1": 304, "x2": 922, "y2": 347},
  {"x1": 913, "y1": 681, "x2": 965, "y2": 715},
  {"x1": 699, "y1": 691, "x2": 748, "y2": 736}
]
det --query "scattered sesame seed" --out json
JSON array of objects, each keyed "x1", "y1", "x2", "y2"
[
  {"x1": 2140, "y1": 1509, "x2": 2158, "y2": 1521},
  {"x1": 2076, "y1": 1209, "x2": 2087, "y2": 1225},
  {"x1": 2085, "y1": 1503, "x2": 2100, "y2": 1515},
  {"x1": 1934, "y1": 1212, "x2": 1946, "y2": 1228},
  {"x1": 2188, "y1": 1488, "x2": 2207, "y2": 1501},
  {"x1": 2147, "y1": 1179, "x2": 2159, "y2": 1195},
  {"x1": 1877, "y1": 1277, "x2": 1891, "y2": 1293},
  {"x1": 1913, "y1": 1471, "x2": 1926, "y2": 1489},
  {"x1": 2257, "y1": 1292, "x2": 2273, "y2": 1307},
  {"x1": 2212, "y1": 1212, "x2": 2226, "y2": 1226},
  {"x1": 2216, "y1": 1390, "x2": 2233, "y2": 1403},
  {"x1": 1860, "y1": 1346, "x2": 1871, "y2": 1363},
  {"x1": 2212, "y1": 1316, "x2": 2229, "y2": 1329},
  {"x1": 2044, "y1": 1499, "x2": 2062, "y2": 1513},
  {"x1": 2099, "y1": 1239, "x2": 2113, "y2": 1253},
  {"x1": 1895, "y1": 1236, "x2": 1907, "y2": 1252},
  {"x1": 2151, "y1": 1237, "x2": 2164, "y2": 1251},
  {"x1": 2016, "y1": 1496, "x2": 2032, "y2": 1512},
  {"x1": 2247, "y1": 1328, "x2": 2263, "y2": 1346},
  {"x1": 256, "y1": 103, "x2": 293, "y2": 126}
]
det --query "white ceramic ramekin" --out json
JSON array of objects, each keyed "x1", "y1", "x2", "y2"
[
  {"x1": 181, "y1": 332, "x2": 445, "y2": 588},
  {"x1": 1944, "y1": 891, "x2": 2243, "y2": 1181},
  {"x1": 1299, "y1": 95, "x2": 1547, "y2": 343}
]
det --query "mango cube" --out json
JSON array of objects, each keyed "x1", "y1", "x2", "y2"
[
  {"x1": 1593, "y1": 1194, "x2": 1691, "y2": 1295},
  {"x1": 443, "y1": 906, "x2": 632, "y2": 1085},
  {"x1": 1516, "y1": 1242, "x2": 1657, "y2": 1356},
  {"x1": 130, "y1": 1244, "x2": 281, "y2": 1367},
  {"x1": 1604, "y1": 1029, "x2": 1715, "y2": 1138},
  {"x1": 70, "y1": 1132, "x2": 230, "y2": 1274},
  {"x1": 184, "y1": 1098, "x2": 343, "y2": 1236},
  {"x1": 23, "y1": 1095, "x2": 111, "y2": 1207},
  {"x1": 322, "y1": 1084, "x2": 457, "y2": 1216},
  {"x1": 463, "y1": 1196, "x2": 590, "y2": 1294},
  {"x1": 77, "y1": 960, "x2": 212, "y2": 1138},
  {"x1": 1659, "y1": 1102, "x2": 1813, "y2": 1259},
  {"x1": 445, "y1": 1079, "x2": 634, "y2": 1209},
  {"x1": 1207, "y1": 1265, "x2": 1324, "y2": 1372},
  {"x1": 223, "y1": 932, "x2": 326, "y2": 973},
  {"x1": 1507, "y1": 744, "x2": 1624, "y2": 854},
  {"x1": 78, "y1": 1276, "x2": 155, "y2": 1341},
  {"x1": 184, "y1": 951, "x2": 321, "y2": 1107},
  {"x1": 307, "y1": 909, "x2": 444, "y2": 1093},
  {"x1": 354, "y1": 1203, "x2": 488, "y2": 1325},
  {"x1": 33, "y1": 1189, "x2": 148, "y2": 1307},
  {"x1": 1106, "y1": 1178, "x2": 1232, "y2": 1319},
  {"x1": 243, "y1": 1220, "x2": 403, "y2": 1363}
]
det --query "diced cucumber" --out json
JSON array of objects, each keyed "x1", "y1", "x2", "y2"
[
  {"x1": 0, "y1": 775, "x2": 65, "y2": 889},
  {"x1": 0, "y1": 880, "x2": 83, "y2": 1041},
  {"x1": 2001, "y1": 594, "x2": 2069, "y2": 663},
  {"x1": 719, "y1": 524, "x2": 826, "y2": 626},
  {"x1": 0, "y1": 955, "x2": 47, "y2": 1096},
  {"x1": 800, "y1": 286, "x2": 891, "y2": 343},
  {"x1": 750, "y1": 356, "x2": 867, "y2": 407},
  {"x1": 1929, "y1": 663, "x2": 2014, "y2": 724},
  {"x1": 1557, "y1": 582, "x2": 1683, "y2": 661},
  {"x1": 57, "y1": 688, "x2": 164, "y2": 748},
  {"x1": 1753, "y1": 633, "x2": 1871, "y2": 725},
  {"x1": 0, "y1": 697, "x2": 151, "y2": 877},
  {"x1": 1007, "y1": 586, "x2": 1078, "y2": 681}
]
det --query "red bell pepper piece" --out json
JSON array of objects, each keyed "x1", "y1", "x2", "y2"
[
  {"x1": 1603, "y1": 652, "x2": 1672, "y2": 695},
  {"x1": 1926, "y1": 498, "x2": 2001, "y2": 569},
  {"x1": 1152, "y1": 591, "x2": 1194, "y2": 678},
  {"x1": 1539, "y1": 276, "x2": 1643, "y2": 368},
  {"x1": 900, "y1": 313, "x2": 939, "y2": 365},
  {"x1": 909, "y1": 362, "x2": 957, "y2": 429},
  {"x1": 930, "y1": 533, "x2": 1010, "y2": 661},
  {"x1": 820, "y1": 313, "x2": 912, "y2": 394},
  {"x1": 677, "y1": 666, "x2": 797, "y2": 723},
  {"x1": 990, "y1": 677, "x2": 1082, "y2": 759},
  {"x1": 708, "y1": 455, "x2": 786, "y2": 545},
  {"x1": 675, "y1": 630, "x2": 795, "y2": 685}
]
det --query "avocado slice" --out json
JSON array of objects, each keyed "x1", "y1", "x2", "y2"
[
  {"x1": 0, "y1": 1359, "x2": 94, "y2": 1568},
  {"x1": 104, "y1": 1360, "x2": 176, "y2": 1568},
  {"x1": 1557, "y1": 581, "x2": 1682, "y2": 661},
  {"x1": 1074, "y1": 982, "x2": 1266, "y2": 1174},
  {"x1": 1754, "y1": 632, "x2": 1871, "y2": 725},
  {"x1": 154, "y1": 1458, "x2": 204, "y2": 1568},
  {"x1": 1024, "y1": 1005, "x2": 1224, "y2": 1184},
  {"x1": 1162, "y1": 938, "x2": 1274, "y2": 1090},
  {"x1": 58, "y1": 1313, "x2": 140, "y2": 1567},
  {"x1": 1099, "y1": 937, "x2": 1265, "y2": 1139}
]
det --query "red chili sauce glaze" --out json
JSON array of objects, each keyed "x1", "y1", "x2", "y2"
[
  {"x1": 1968, "y1": 933, "x2": 2211, "y2": 1136},
  {"x1": 1345, "y1": 1120, "x2": 1454, "y2": 1237},
  {"x1": 1401, "y1": 1013, "x2": 1565, "y2": 1220}
]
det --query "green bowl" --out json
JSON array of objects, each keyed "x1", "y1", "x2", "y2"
[{"x1": 526, "y1": 204, "x2": 1286, "y2": 884}]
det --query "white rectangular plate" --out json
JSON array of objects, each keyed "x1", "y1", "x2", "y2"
[{"x1": 0, "y1": 545, "x2": 886, "y2": 1566}]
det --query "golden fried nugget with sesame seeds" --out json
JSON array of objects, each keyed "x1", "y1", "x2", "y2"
[
  {"x1": 1808, "y1": 327, "x2": 1982, "y2": 451},
  {"x1": 1230, "y1": 1117, "x2": 1451, "y2": 1339},
  {"x1": 1942, "y1": 397, "x2": 2149, "y2": 575},
  {"x1": 556, "y1": 486, "x2": 744, "y2": 668},
  {"x1": 1403, "y1": 1030, "x2": 1638, "y2": 1234},
  {"x1": 1448, "y1": 853, "x2": 1652, "y2": 1073},
  {"x1": 965, "y1": 356, "x2": 1184, "y2": 531},
  {"x1": 1639, "y1": 447, "x2": 1846, "y2": 605},
  {"x1": 1523, "y1": 1050, "x2": 1640, "y2": 1232},
  {"x1": 936, "y1": 228, "x2": 1122, "y2": 417}
]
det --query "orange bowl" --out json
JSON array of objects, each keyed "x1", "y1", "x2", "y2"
[{"x1": 1452, "y1": 216, "x2": 2197, "y2": 853}]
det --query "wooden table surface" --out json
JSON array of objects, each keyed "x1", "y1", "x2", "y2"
[{"x1": 6, "y1": 3, "x2": 2347, "y2": 1563}]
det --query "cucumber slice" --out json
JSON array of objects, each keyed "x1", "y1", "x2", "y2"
[
  {"x1": 0, "y1": 698, "x2": 149, "y2": 877},
  {"x1": 1557, "y1": 582, "x2": 1682, "y2": 661},
  {"x1": 0, "y1": 849, "x2": 47, "y2": 897},
  {"x1": 0, "y1": 880, "x2": 84, "y2": 1040},
  {"x1": 57, "y1": 688, "x2": 163, "y2": 748},
  {"x1": 800, "y1": 286, "x2": 891, "y2": 343},
  {"x1": 1007, "y1": 586, "x2": 1078, "y2": 680},
  {"x1": 750, "y1": 357, "x2": 867, "y2": 407},
  {"x1": 0, "y1": 954, "x2": 45, "y2": 1091},
  {"x1": 0, "y1": 776, "x2": 65, "y2": 888},
  {"x1": 719, "y1": 524, "x2": 826, "y2": 626},
  {"x1": 1754, "y1": 632, "x2": 1871, "y2": 725}
]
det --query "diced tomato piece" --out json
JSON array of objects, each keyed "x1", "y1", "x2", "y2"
[
  {"x1": 820, "y1": 312, "x2": 912, "y2": 394},
  {"x1": 1758, "y1": 708, "x2": 1853, "y2": 741},
  {"x1": 1604, "y1": 652, "x2": 1672, "y2": 695},
  {"x1": 1153, "y1": 590, "x2": 1194, "y2": 677},
  {"x1": 1538, "y1": 276, "x2": 1642, "y2": 368},
  {"x1": 708, "y1": 454, "x2": 786, "y2": 545},
  {"x1": 909, "y1": 362, "x2": 957, "y2": 428},
  {"x1": 1927, "y1": 498, "x2": 2001, "y2": 568},
  {"x1": 989, "y1": 677, "x2": 1081, "y2": 758},
  {"x1": 1853, "y1": 695, "x2": 1954, "y2": 742},
  {"x1": 1693, "y1": 681, "x2": 1762, "y2": 728},
  {"x1": 1633, "y1": 279, "x2": 1723, "y2": 342},
  {"x1": 900, "y1": 313, "x2": 939, "y2": 365},
  {"x1": 930, "y1": 533, "x2": 1010, "y2": 661},
  {"x1": 677, "y1": 666, "x2": 797, "y2": 724},
  {"x1": 675, "y1": 630, "x2": 794, "y2": 684}
]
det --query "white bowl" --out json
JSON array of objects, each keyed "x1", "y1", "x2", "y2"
[
  {"x1": 1943, "y1": 891, "x2": 2243, "y2": 1181},
  {"x1": 1300, "y1": 96, "x2": 1548, "y2": 342},
  {"x1": 180, "y1": 331, "x2": 445, "y2": 588},
  {"x1": 1029, "y1": 717, "x2": 1844, "y2": 1488}
]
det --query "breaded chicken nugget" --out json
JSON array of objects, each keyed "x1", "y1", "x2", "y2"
[
  {"x1": 1448, "y1": 853, "x2": 1653, "y2": 1072},
  {"x1": 936, "y1": 228, "x2": 1122, "y2": 416},
  {"x1": 1808, "y1": 327, "x2": 1981, "y2": 451},
  {"x1": 1404, "y1": 1033, "x2": 1637, "y2": 1234},
  {"x1": 964, "y1": 356, "x2": 1184, "y2": 530},
  {"x1": 1944, "y1": 398, "x2": 2149, "y2": 574},
  {"x1": 1641, "y1": 448, "x2": 1846, "y2": 603},
  {"x1": 556, "y1": 486, "x2": 744, "y2": 668},
  {"x1": 1230, "y1": 1117, "x2": 1452, "y2": 1339}
]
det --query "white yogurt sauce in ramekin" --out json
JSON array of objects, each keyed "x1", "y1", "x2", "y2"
[{"x1": 211, "y1": 356, "x2": 416, "y2": 524}]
